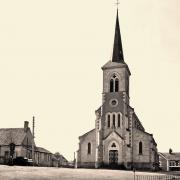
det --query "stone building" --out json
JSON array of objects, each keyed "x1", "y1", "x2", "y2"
[
  {"x1": 159, "y1": 150, "x2": 180, "y2": 171},
  {"x1": 77, "y1": 10, "x2": 159, "y2": 170},
  {"x1": 0, "y1": 121, "x2": 35, "y2": 164},
  {"x1": 0, "y1": 121, "x2": 52, "y2": 167}
]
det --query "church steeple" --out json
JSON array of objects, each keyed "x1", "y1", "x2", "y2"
[{"x1": 112, "y1": 9, "x2": 124, "y2": 63}]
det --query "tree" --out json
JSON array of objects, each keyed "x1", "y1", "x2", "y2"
[
  {"x1": 54, "y1": 152, "x2": 62, "y2": 167},
  {"x1": 54, "y1": 152, "x2": 61, "y2": 160}
]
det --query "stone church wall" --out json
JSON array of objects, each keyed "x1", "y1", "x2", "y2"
[
  {"x1": 78, "y1": 129, "x2": 96, "y2": 168},
  {"x1": 132, "y1": 129, "x2": 153, "y2": 169}
]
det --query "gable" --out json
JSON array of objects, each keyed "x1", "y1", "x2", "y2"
[
  {"x1": 22, "y1": 129, "x2": 35, "y2": 146},
  {"x1": 104, "y1": 131, "x2": 123, "y2": 142}
]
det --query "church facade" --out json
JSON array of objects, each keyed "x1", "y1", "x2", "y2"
[{"x1": 77, "y1": 10, "x2": 159, "y2": 170}]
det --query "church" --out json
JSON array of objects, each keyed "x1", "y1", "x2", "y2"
[{"x1": 77, "y1": 9, "x2": 159, "y2": 170}]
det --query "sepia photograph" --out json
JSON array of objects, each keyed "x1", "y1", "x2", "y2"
[{"x1": 0, "y1": 0, "x2": 180, "y2": 179}]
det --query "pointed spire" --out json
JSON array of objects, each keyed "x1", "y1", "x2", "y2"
[{"x1": 112, "y1": 9, "x2": 124, "y2": 63}]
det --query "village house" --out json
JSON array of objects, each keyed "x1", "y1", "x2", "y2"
[
  {"x1": 0, "y1": 121, "x2": 35, "y2": 164},
  {"x1": 34, "y1": 147, "x2": 52, "y2": 167},
  {"x1": 159, "y1": 149, "x2": 180, "y2": 171},
  {"x1": 0, "y1": 121, "x2": 53, "y2": 167}
]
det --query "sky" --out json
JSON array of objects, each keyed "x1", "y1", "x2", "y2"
[{"x1": 0, "y1": 0, "x2": 180, "y2": 161}]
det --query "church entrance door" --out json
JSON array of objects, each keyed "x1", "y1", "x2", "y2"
[{"x1": 109, "y1": 150, "x2": 118, "y2": 168}]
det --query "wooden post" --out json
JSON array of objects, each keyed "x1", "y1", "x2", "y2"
[
  {"x1": 74, "y1": 152, "x2": 76, "y2": 168},
  {"x1": 32, "y1": 116, "x2": 35, "y2": 166},
  {"x1": 167, "y1": 160, "x2": 169, "y2": 171},
  {"x1": 133, "y1": 168, "x2": 136, "y2": 180}
]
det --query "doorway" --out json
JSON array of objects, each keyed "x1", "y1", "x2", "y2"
[{"x1": 109, "y1": 150, "x2": 118, "y2": 167}]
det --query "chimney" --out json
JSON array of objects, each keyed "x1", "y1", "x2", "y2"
[
  {"x1": 169, "y1": 148, "x2": 173, "y2": 154},
  {"x1": 24, "y1": 121, "x2": 29, "y2": 132}
]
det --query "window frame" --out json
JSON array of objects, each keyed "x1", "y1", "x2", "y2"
[
  {"x1": 87, "y1": 142, "x2": 91, "y2": 155},
  {"x1": 139, "y1": 141, "x2": 143, "y2": 155}
]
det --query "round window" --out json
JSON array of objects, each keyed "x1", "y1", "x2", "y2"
[{"x1": 109, "y1": 99, "x2": 118, "y2": 107}]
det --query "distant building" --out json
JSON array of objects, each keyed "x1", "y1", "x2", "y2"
[
  {"x1": 77, "y1": 9, "x2": 158, "y2": 170},
  {"x1": 53, "y1": 152, "x2": 68, "y2": 167},
  {"x1": 0, "y1": 121, "x2": 52, "y2": 167},
  {"x1": 159, "y1": 150, "x2": 180, "y2": 171},
  {"x1": 35, "y1": 147, "x2": 52, "y2": 167},
  {"x1": 51, "y1": 155, "x2": 59, "y2": 167},
  {"x1": 59, "y1": 154, "x2": 68, "y2": 167}
]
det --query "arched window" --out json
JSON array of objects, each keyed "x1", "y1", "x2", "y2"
[
  {"x1": 115, "y1": 79, "x2": 119, "y2": 92},
  {"x1": 110, "y1": 74, "x2": 119, "y2": 93},
  {"x1": 88, "y1": 143, "x2": 91, "y2": 154},
  {"x1": 139, "y1": 141, "x2": 143, "y2": 155},
  {"x1": 113, "y1": 114, "x2": 116, "y2": 127},
  {"x1": 118, "y1": 114, "x2": 121, "y2": 127},
  {"x1": 110, "y1": 79, "x2": 114, "y2": 92},
  {"x1": 107, "y1": 115, "x2": 110, "y2": 128}
]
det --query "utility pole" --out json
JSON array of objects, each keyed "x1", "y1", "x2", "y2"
[
  {"x1": 32, "y1": 116, "x2": 35, "y2": 166},
  {"x1": 74, "y1": 152, "x2": 76, "y2": 168}
]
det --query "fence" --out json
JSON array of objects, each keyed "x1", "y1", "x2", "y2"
[{"x1": 136, "y1": 175, "x2": 180, "y2": 180}]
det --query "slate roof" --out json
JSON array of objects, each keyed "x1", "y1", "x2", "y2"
[
  {"x1": 159, "y1": 153, "x2": 180, "y2": 161},
  {"x1": 35, "y1": 147, "x2": 52, "y2": 154},
  {"x1": 79, "y1": 129, "x2": 95, "y2": 139},
  {"x1": 101, "y1": 61, "x2": 131, "y2": 75},
  {"x1": 112, "y1": 10, "x2": 124, "y2": 63},
  {"x1": 0, "y1": 128, "x2": 27, "y2": 145}
]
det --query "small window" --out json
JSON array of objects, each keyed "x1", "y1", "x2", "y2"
[
  {"x1": 115, "y1": 79, "x2": 119, "y2": 92},
  {"x1": 118, "y1": 114, "x2": 121, "y2": 127},
  {"x1": 107, "y1": 115, "x2": 110, "y2": 128},
  {"x1": 113, "y1": 114, "x2": 116, "y2": 127},
  {"x1": 108, "y1": 114, "x2": 110, "y2": 121},
  {"x1": 139, "y1": 141, "x2": 143, "y2": 155},
  {"x1": 108, "y1": 120, "x2": 110, "y2": 128},
  {"x1": 110, "y1": 79, "x2": 114, "y2": 92},
  {"x1": 88, "y1": 143, "x2": 91, "y2": 154},
  {"x1": 118, "y1": 119, "x2": 120, "y2": 127},
  {"x1": 111, "y1": 143, "x2": 116, "y2": 148}
]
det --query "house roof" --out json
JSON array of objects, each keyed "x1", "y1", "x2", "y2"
[
  {"x1": 0, "y1": 128, "x2": 27, "y2": 146},
  {"x1": 61, "y1": 155, "x2": 68, "y2": 162},
  {"x1": 51, "y1": 154, "x2": 58, "y2": 160},
  {"x1": 159, "y1": 153, "x2": 180, "y2": 161},
  {"x1": 35, "y1": 147, "x2": 52, "y2": 154}
]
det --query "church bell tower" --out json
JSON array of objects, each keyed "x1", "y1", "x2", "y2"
[
  {"x1": 95, "y1": 9, "x2": 132, "y2": 168},
  {"x1": 102, "y1": 10, "x2": 131, "y2": 104},
  {"x1": 78, "y1": 4, "x2": 158, "y2": 170}
]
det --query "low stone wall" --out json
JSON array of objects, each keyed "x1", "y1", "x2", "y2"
[
  {"x1": 132, "y1": 162, "x2": 153, "y2": 170},
  {"x1": 77, "y1": 162, "x2": 95, "y2": 168},
  {"x1": 0, "y1": 156, "x2": 4, "y2": 164}
]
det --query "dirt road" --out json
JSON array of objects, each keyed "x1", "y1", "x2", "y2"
[{"x1": 0, "y1": 165, "x2": 165, "y2": 180}]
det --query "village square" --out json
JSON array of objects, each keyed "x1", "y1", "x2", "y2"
[{"x1": 0, "y1": 0, "x2": 180, "y2": 179}]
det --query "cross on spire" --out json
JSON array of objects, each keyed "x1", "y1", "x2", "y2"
[{"x1": 115, "y1": 0, "x2": 120, "y2": 9}]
